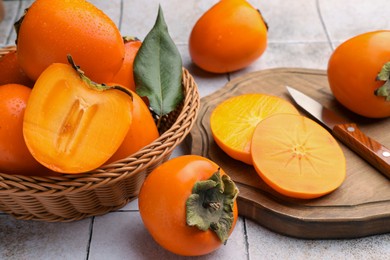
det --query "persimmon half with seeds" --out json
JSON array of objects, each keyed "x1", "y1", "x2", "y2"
[{"x1": 23, "y1": 57, "x2": 133, "y2": 174}]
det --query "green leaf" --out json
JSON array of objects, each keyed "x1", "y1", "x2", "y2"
[
  {"x1": 134, "y1": 5, "x2": 183, "y2": 118},
  {"x1": 375, "y1": 61, "x2": 390, "y2": 101}
]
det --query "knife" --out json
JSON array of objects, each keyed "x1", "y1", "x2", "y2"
[{"x1": 286, "y1": 86, "x2": 390, "y2": 179}]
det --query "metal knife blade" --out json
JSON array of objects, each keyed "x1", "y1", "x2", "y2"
[{"x1": 286, "y1": 86, "x2": 390, "y2": 179}]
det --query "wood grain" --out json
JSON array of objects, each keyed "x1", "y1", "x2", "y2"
[{"x1": 189, "y1": 68, "x2": 390, "y2": 239}]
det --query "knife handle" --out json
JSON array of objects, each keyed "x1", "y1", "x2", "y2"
[{"x1": 332, "y1": 123, "x2": 390, "y2": 179}]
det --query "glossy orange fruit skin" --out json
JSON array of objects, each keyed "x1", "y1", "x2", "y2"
[
  {"x1": 328, "y1": 30, "x2": 390, "y2": 118},
  {"x1": 111, "y1": 38, "x2": 142, "y2": 92},
  {"x1": 0, "y1": 50, "x2": 34, "y2": 88},
  {"x1": 189, "y1": 0, "x2": 268, "y2": 73},
  {"x1": 0, "y1": 84, "x2": 45, "y2": 174},
  {"x1": 16, "y1": 0, "x2": 124, "y2": 83},
  {"x1": 138, "y1": 155, "x2": 238, "y2": 256},
  {"x1": 105, "y1": 89, "x2": 159, "y2": 164}
]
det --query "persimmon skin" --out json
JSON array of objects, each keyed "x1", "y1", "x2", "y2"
[
  {"x1": 251, "y1": 114, "x2": 346, "y2": 199},
  {"x1": 138, "y1": 155, "x2": 238, "y2": 256},
  {"x1": 111, "y1": 38, "x2": 142, "y2": 92},
  {"x1": 0, "y1": 50, "x2": 34, "y2": 88},
  {"x1": 189, "y1": 0, "x2": 268, "y2": 73},
  {"x1": 23, "y1": 63, "x2": 133, "y2": 174},
  {"x1": 16, "y1": 0, "x2": 124, "y2": 83},
  {"x1": 0, "y1": 84, "x2": 45, "y2": 174},
  {"x1": 105, "y1": 89, "x2": 159, "y2": 164},
  {"x1": 327, "y1": 30, "x2": 390, "y2": 118}
]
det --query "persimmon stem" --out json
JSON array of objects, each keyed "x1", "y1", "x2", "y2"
[
  {"x1": 375, "y1": 61, "x2": 390, "y2": 101},
  {"x1": 66, "y1": 54, "x2": 133, "y2": 101},
  {"x1": 185, "y1": 169, "x2": 238, "y2": 244}
]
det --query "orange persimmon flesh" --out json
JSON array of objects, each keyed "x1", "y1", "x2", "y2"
[
  {"x1": 23, "y1": 63, "x2": 133, "y2": 173},
  {"x1": 210, "y1": 93, "x2": 299, "y2": 164},
  {"x1": 251, "y1": 114, "x2": 346, "y2": 199}
]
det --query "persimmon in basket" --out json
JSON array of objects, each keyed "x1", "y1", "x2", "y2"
[
  {"x1": 23, "y1": 57, "x2": 133, "y2": 174},
  {"x1": 105, "y1": 89, "x2": 159, "y2": 164},
  {"x1": 15, "y1": 0, "x2": 124, "y2": 83},
  {"x1": 0, "y1": 84, "x2": 46, "y2": 174},
  {"x1": 0, "y1": 50, "x2": 34, "y2": 87}
]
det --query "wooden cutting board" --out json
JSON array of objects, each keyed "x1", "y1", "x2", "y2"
[{"x1": 189, "y1": 68, "x2": 390, "y2": 239}]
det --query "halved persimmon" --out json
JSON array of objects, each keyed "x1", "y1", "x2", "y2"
[
  {"x1": 251, "y1": 114, "x2": 346, "y2": 199},
  {"x1": 105, "y1": 89, "x2": 159, "y2": 164},
  {"x1": 210, "y1": 93, "x2": 299, "y2": 164},
  {"x1": 23, "y1": 59, "x2": 133, "y2": 174}
]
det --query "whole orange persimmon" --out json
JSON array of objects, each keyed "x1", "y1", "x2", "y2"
[
  {"x1": 328, "y1": 30, "x2": 390, "y2": 118},
  {"x1": 15, "y1": 0, "x2": 124, "y2": 83},
  {"x1": 189, "y1": 0, "x2": 268, "y2": 73},
  {"x1": 105, "y1": 89, "x2": 159, "y2": 164},
  {"x1": 0, "y1": 50, "x2": 34, "y2": 87},
  {"x1": 139, "y1": 155, "x2": 239, "y2": 256},
  {"x1": 0, "y1": 84, "x2": 45, "y2": 174},
  {"x1": 111, "y1": 37, "x2": 142, "y2": 92}
]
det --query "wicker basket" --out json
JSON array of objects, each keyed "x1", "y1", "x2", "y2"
[{"x1": 0, "y1": 46, "x2": 200, "y2": 222}]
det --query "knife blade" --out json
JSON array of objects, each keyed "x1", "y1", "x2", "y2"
[{"x1": 286, "y1": 86, "x2": 390, "y2": 179}]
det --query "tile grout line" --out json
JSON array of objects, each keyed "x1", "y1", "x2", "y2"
[
  {"x1": 315, "y1": 0, "x2": 335, "y2": 51},
  {"x1": 243, "y1": 217, "x2": 251, "y2": 260},
  {"x1": 85, "y1": 216, "x2": 95, "y2": 260},
  {"x1": 118, "y1": 0, "x2": 124, "y2": 31}
]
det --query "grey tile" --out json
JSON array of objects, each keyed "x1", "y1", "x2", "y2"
[
  {"x1": 0, "y1": 215, "x2": 91, "y2": 260},
  {"x1": 230, "y1": 42, "x2": 333, "y2": 80},
  {"x1": 319, "y1": 0, "x2": 390, "y2": 44},
  {"x1": 121, "y1": 0, "x2": 203, "y2": 44},
  {"x1": 89, "y1": 0, "x2": 122, "y2": 27},
  {"x1": 258, "y1": 0, "x2": 328, "y2": 42},
  {"x1": 90, "y1": 211, "x2": 247, "y2": 259},
  {"x1": 246, "y1": 219, "x2": 390, "y2": 259},
  {"x1": 0, "y1": 0, "x2": 33, "y2": 47}
]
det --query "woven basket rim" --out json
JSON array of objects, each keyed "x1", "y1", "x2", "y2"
[{"x1": 0, "y1": 46, "x2": 200, "y2": 195}]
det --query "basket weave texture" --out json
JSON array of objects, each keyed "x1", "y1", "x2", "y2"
[{"x1": 0, "y1": 46, "x2": 200, "y2": 222}]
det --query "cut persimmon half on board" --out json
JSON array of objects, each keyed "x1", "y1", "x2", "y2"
[
  {"x1": 251, "y1": 114, "x2": 346, "y2": 199},
  {"x1": 210, "y1": 93, "x2": 299, "y2": 164},
  {"x1": 23, "y1": 57, "x2": 133, "y2": 174}
]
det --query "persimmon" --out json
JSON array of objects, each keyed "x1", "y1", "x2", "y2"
[
  {"x1": 189, "y1": 0, "x2": 268, "y2": 73},
  {"x1": 111, "y1": 37, "x2": 142, "y2": 92},
  {"x1": 327, "y1": 30, "x2": 390, "y2": 118},
  {"x1": 210, "y1": 93, "x2": 299, "y2": 165},
  {"x1": 23, "y1": 58, "x2": 133, "y2": 173},
  {"x1": 0, "y1": 50, "x2": 34, "y2": 88},
  {"x1": 15, "y1": 0, "x2": 124, "y2": 82},
  {"x1": 251, "y1": 114, "x2": 346, "y2": 199},
  {"x1": 138, "y1": 155, "x2": 238, "y2": 256},
  {"x1": 105, "y1": 89, "x2": 159, "y2": 164},
  {"x1": 0, "y1": 84, "x2": 45, "y2": 174}
]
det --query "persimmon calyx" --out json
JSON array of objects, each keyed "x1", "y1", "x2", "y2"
[
  {"x1": 66, "y1": 54, "x2": 133, "y2": 100},
  {"x1": 186, "y1": 169, "x2": 239, "y2": 244},
  {"x1": 375, "y1": 61, "x2": 390, "y2": 101}
]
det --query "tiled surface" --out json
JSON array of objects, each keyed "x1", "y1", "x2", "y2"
[{"x1": 1, "y1": 0, "x2": 390, "y2": 259}]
